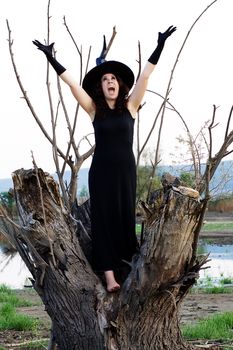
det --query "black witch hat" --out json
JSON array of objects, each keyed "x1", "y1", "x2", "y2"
[{"x1": 82, "y1": 36, "x2": 134, "y2": 96}]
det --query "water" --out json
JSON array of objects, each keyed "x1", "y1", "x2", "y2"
[
  {"x1": 199, "y1": 243, "x2": 233, "y2": 281},
  {"x1": 0, "y1": 247, "x2": 32, "y2": 289},
  {"x1": 0, "y1": 242, "x2": 233, "y2": 289}
]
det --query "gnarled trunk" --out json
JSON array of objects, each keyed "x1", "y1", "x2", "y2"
[{"x1": 9, "y1": 168, "x2": 207, "y2": 350}]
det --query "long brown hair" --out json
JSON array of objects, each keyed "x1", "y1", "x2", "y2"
[{"x1": 92, "y1": 75, "x2": 130, "y2": 118}]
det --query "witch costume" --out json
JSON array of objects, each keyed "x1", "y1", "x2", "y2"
[{"x1": 82, "y1": 61, "x2": 138, "y2": 272}]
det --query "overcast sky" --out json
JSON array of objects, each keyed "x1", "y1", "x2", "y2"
[{"x1": 1, "y1": 0, "x2": 233, "y2": 179}]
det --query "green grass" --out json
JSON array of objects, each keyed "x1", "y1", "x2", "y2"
[
  {"x1": 182, "y1": 312, "x2": 233, "y2": 340},
  {"x1": 136, "y1": 223, "x2": 142, "y2": 234},
  {"x1": 0, "y1": 285, "x2": 33, "y2": 307},
  {"x1": 0, "y1": 284, "x2": 39, "y2": 333},
  {"x1": 192, "y1": 285, "x2": 233, "y2": 294},
  {"x1": 136, "y1": 220, "x2": 233, "y2": 233},
  {"x1": 23, "y1": 339, "x2": 49, "y2": 349},
  {"x1": 137, "y1": 220, "x2": 233, "y2": 233},
  {"x1": 201, "y1": 286, "x2": 233, "y2": 294},
  {"x1": 220, "y1": 277, "x2": 233, "y2": 285},
  {"x1": 202, "y1": 221, "x2": 233, "y2": 232},
  {"x1": 0, "y1": 303, "x2": 38, "y2": 331},
  {"x1": 192, "y1": 275, "x2": 233, "y2": 294}
]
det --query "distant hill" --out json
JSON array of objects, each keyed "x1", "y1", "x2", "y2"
[
  {"x1": 0, "y1": 178, "x2": 13, "y2": 192},
  {"x1": 157, "y1": 160, "x2": 233, "y2": 197},
  {"x1": 53, "y1": 168, "x2": 89, "y2": 194},
  {"x1": 1, "y1": 161, "x2": 232, "y2": 197}
]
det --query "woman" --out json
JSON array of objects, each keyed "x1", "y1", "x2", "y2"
[{"x1": 33, "y1": 25, "x2": 176, "y2": 292}]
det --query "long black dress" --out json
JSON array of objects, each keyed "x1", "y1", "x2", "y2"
[{"x1": 89, "y1": 107, "x2": 138, "y2": 272}]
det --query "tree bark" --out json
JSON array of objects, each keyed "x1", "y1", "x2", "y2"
[{"x1": 10, "y1": 168, "x2": 207, "y2": 350}]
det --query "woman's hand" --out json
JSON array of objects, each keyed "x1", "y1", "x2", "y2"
[
  {"x1": 32, "y1": 40, "x2": 54, "y2": 58},
  {"x1": 157, "y1": 25, "x2": 177, "y2": 45},
  {"x1": 32, "y1": 40, "x2": 66, "y2": 76},
  {"x1": 148, "y1": 25, "x2": 177, "y2": 65}
]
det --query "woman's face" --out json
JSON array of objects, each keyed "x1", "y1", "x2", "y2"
[{"x1": 101, "y1": 73, "x2": 119, "y2": 101}]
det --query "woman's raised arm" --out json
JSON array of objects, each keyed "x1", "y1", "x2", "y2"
[
  {"x1": 32, "y1": 40, "x2": 95, "y2": 119},
  {"x1": 128, "y1": 25, "x2": 176, "y2": 116}
]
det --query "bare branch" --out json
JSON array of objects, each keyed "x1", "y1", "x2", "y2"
[
  {"x1": 225, "y1": 105, "x2": 233, "y2": 140},
  {"x1": 135, "y1": 41, "x2": 142, "y2": 82},
  {"x1": 144, "y1": 0, "x2": 219, "y2": 201},
  {"x1": 200, "y1": 106, "x2": 233, "y2": 195},
  {"x1": 6, "y1": 20, "x2": 67, "y2": 161},
  {"x1": 104, "y1": 26, "x2": 117, "y2": 59},
  {"x1": 208, "y1": 104, "x2": 217, "y2": 159},
  {"x1": 138, "y1": 97, "x2": 167, "y2": 162},
  {"x1": 154, "y1": 0, "x2": 219, "y2": 162},
  {"x1": 51, "y1": 102, "x2": 70, "y2": 206}
]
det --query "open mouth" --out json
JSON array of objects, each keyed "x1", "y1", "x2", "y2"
[{"x1": 108, "y1": 87, "x2": 115, "y2": 93}]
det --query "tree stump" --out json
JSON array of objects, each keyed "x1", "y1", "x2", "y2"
[{"x1": 9, "y1": 168, "x2": 207, "y2": 350}]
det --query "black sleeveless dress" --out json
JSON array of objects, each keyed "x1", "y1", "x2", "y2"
[{"x1": 89, "y1": 107, "x2": 137, "y2": 271}]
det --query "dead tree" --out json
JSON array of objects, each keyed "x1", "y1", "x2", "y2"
[{"x1": 1, "y1": 167, "x2": 202, "y2": 350}]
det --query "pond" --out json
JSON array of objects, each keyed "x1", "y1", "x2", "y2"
[
  {"x1": 0, "y1": 241, "x2": 233, "y2": 289},
  {"x1": 199, "y1": 242, "x2": 233, "y2": 281},
  {"x1": 0, "y1": 246, "x2": 31, "y2": 289}
]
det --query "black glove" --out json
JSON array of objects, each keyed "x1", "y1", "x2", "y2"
[
  {"x1": 148, "y1": 25, "x2": 176, "y2": 65},
  {"x1": 32, "y1": 40, "x2": 66, "y2": 76}
]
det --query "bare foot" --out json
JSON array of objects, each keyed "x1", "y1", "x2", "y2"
[
  {"x1": 104, "y1": 270, "x2": 120, "y2": 293},
  {"x1": 107, "y1": 283, "x2": 120, "y2": 292}
]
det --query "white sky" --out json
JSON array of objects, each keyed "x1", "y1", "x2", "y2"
[{"x1": 1, "y1": 0, "x2": 233, "y2": 179}]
